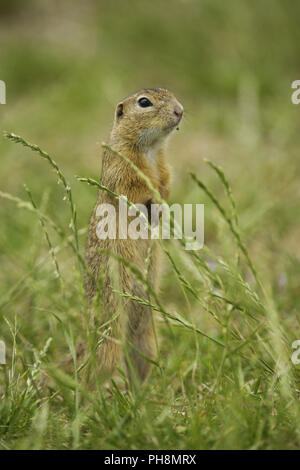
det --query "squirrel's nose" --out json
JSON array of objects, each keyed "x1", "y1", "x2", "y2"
[{"x1": 174, "y1": 104, "x2": 183, "y2": 118}]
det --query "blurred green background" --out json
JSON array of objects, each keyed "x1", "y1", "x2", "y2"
[
  {"x1": 0, "y1": 0, "x2": 300, "y2": 450},
  {"x1": 1, "y1": 0, "x2": 299, "y2": 309}
]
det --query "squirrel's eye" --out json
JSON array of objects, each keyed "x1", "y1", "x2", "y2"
[{"x1": 138, "y1": 97, "x2": 153, "y2": 108}]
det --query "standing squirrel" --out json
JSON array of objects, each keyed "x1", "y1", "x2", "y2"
[{"x1": 85, "y1": 88, "x2": 183, "y2": 383}]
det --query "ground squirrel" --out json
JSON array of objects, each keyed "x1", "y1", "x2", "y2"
[{"x1": 85, "y1": 88, "x2": 183, "y2": 383}]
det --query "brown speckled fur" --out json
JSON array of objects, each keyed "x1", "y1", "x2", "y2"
[{"x1": 85, "y1": 88, "x2": 183, "y2": 383}]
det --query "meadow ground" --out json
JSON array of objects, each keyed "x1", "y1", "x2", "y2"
[{"x1": 0, "y1": 1, "x2": 300, "y2": 449}]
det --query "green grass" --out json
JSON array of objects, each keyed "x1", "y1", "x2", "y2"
[{"x1": 0, "y1": 0, "x2": 300, "y2": 450}]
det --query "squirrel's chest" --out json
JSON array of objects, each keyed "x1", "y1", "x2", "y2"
[
  {"x1": 142, "y1": 151, "x2": 161, "y2": 186},
  {"x1": 144, "y1": 146, "x2": 159, "y2": 163}
]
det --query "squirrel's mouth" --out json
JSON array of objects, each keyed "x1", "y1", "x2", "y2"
[{"x1": 165, "y1": 116, "x2": 182, "y2": 132}]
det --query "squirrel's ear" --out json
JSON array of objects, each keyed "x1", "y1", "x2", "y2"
[{"x1": 116, "y1": 102, "x2": 124, "y2": 119}]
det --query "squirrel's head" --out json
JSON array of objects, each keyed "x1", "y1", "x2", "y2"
[{"x1": 111, "y1": 88, "x2": 183, "y2": 150}]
